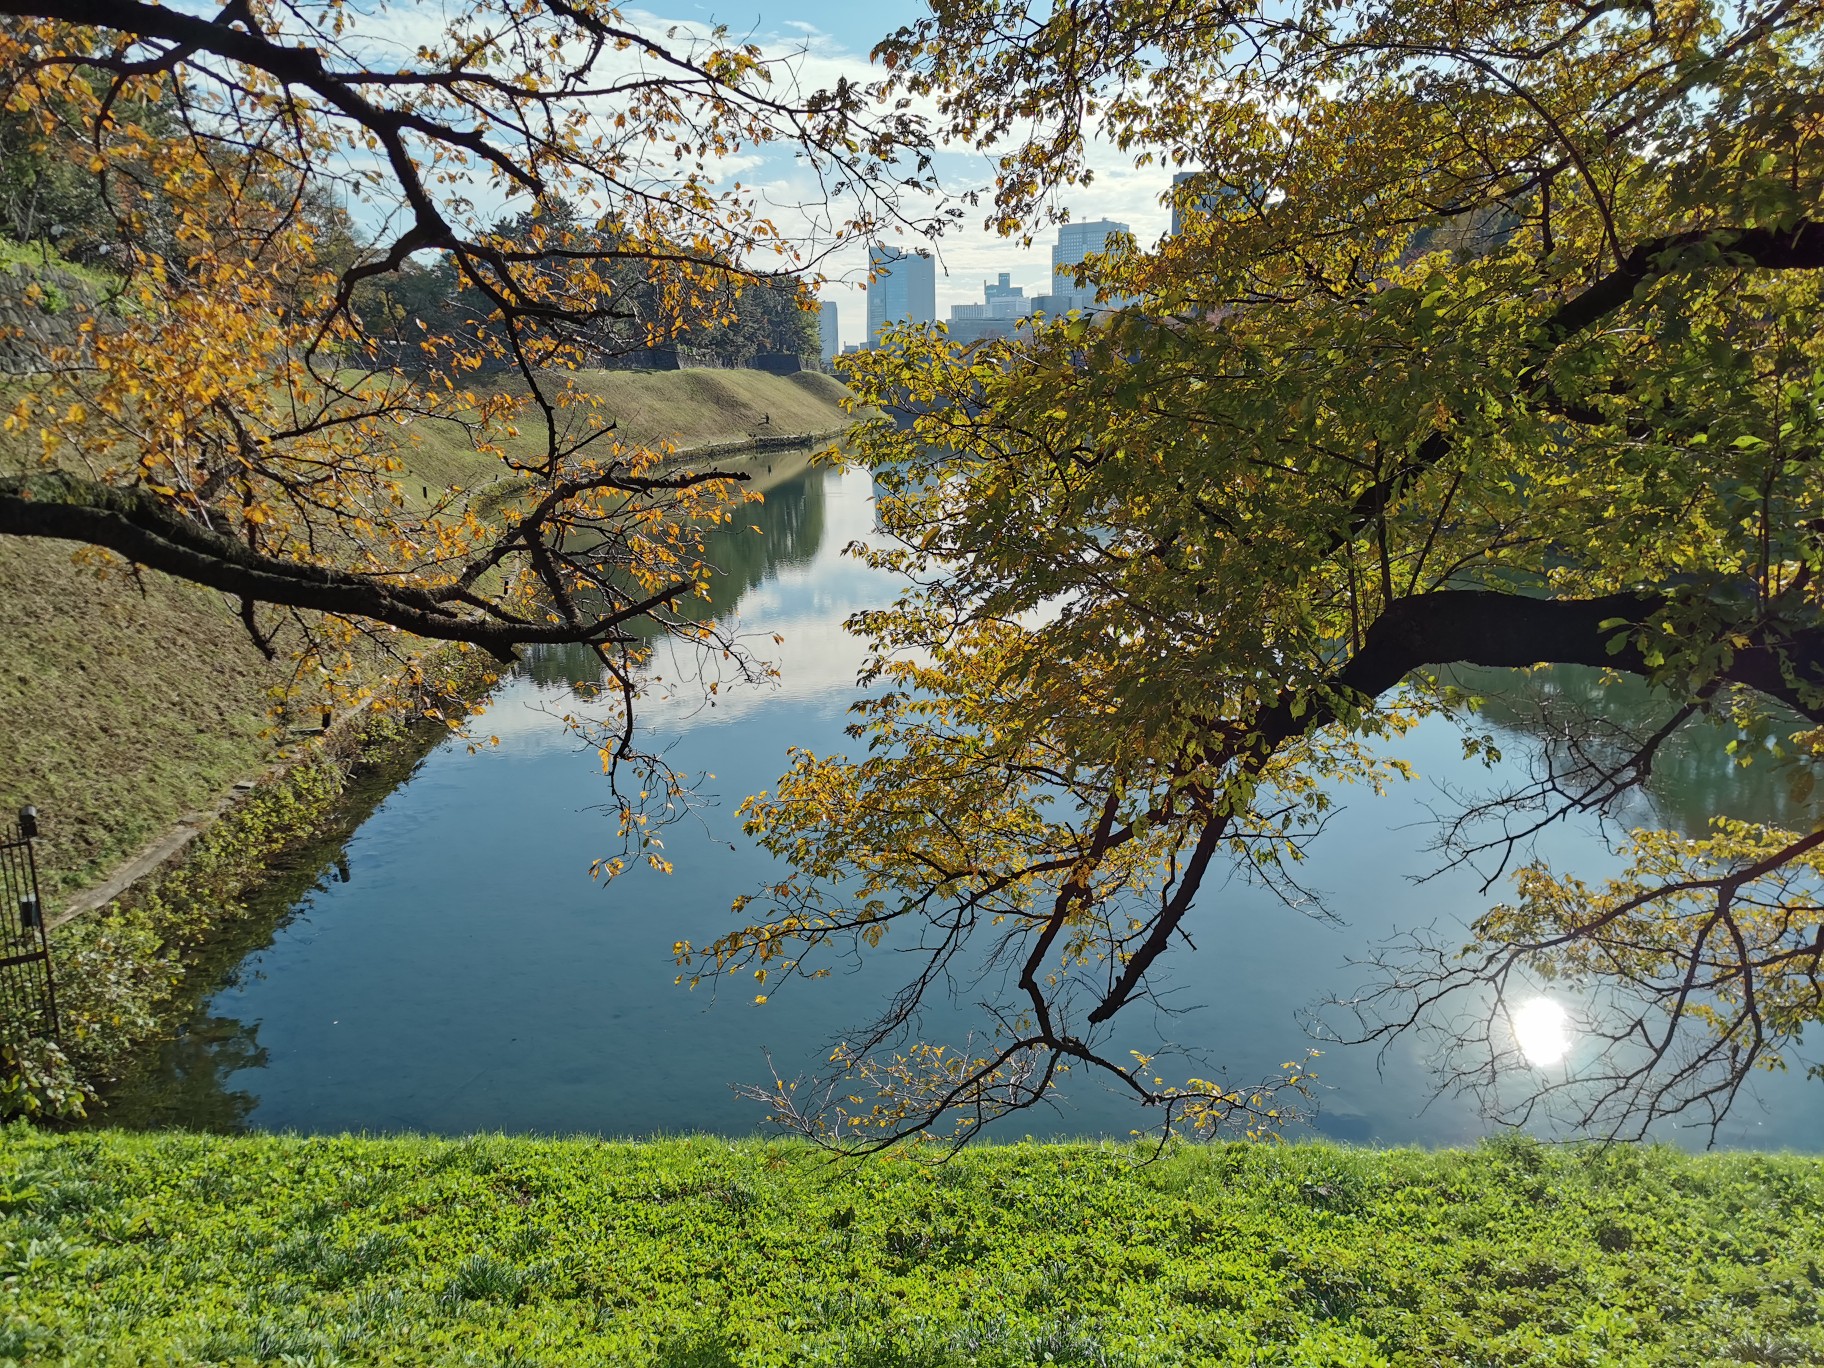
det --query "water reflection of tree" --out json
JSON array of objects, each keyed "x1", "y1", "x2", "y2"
[
  {"x1": 1344, "y1": 664, "x2": 1824, "y2": 1145},
  {"x1": 521, "y1": 459, "x2": 828, "y2": 692},
  {"x1": 1435, "y1": 663, "x2": 1811, "y2": 840},
  {"x1": 89, "y1": 1013, "x2": 267, "y2": 1132},
  {"x1": 82, "y1": 727, "x2": 444, "y2": 1132}
]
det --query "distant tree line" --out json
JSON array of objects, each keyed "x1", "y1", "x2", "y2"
[
  {"x1": 355, "y1": 198, "x2": 819, "y2": 373},
  {"x1": 0, "y1": 100, "x2": 817, "y2": 373}
]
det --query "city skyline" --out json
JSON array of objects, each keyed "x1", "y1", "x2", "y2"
[
  {"x1": 834, "y1": 213, "x2": 1147, "y2": 351},
  {"x1": 419, "y1": 0, "x2": 1186, "y2": 356}
]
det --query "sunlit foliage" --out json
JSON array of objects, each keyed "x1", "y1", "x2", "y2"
[{"x1": 704, "y1": 0, "x2": 1824, "y2": 1144}]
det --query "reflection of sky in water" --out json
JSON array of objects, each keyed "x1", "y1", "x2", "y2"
[
  {"x1": 101, "y1": 461, "x2": 1824, "y2": 1150},
  {"x1": 484, "y1": 467, "x2": 896, "y2": 752}
]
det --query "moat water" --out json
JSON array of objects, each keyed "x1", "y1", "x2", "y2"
[{"x1": 102, "y1": 453, "x2": 1824, "y2": 1148}]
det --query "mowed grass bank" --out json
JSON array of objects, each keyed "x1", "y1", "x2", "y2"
[
  {"x1": 0, "y1": 1128, "x2": 1818, "y2": 1366},
  {"x1": 0, "y1": 538, "x2": 295, "y2": 893},
  {"x1": 565, "y1": 368, "x2": 853, "y2": 452}
]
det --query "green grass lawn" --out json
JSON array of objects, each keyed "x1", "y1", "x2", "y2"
[{"x1": 0, "y1": 1128, "x2": 1817, "y2": 1365}]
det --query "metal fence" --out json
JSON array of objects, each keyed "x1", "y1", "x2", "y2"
[{"x1": 0, "y1": 807, "x2": 58, "y2": 1043}]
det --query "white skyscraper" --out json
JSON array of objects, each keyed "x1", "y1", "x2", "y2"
[{"x1": 1042, "y1": 219, "x2": 1132, "y2": 315}]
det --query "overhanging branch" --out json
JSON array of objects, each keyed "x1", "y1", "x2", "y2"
[
  {"x1": 1089, "y1": 588, "x2": 1824, "y2": 1025},
  {"x1": 0, "y1": 471, "x2": 675, "y2": 654}
]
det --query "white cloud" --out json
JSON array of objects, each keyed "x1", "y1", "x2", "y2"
[{"x1": 283, "y1": 1, "x2": 1181, "y2": 350}]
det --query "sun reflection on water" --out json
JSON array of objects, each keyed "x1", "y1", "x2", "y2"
[{"x1": 1511, "y1": 997, "x2": 1573, "y2": 1067}]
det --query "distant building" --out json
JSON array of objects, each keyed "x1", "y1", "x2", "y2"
[
  {"x1": 1171, "y1": 170, "x2": 1242, "y2": 236},
  {"x1": 984, "y1": 272, "x2": 1024, "y2": 308},
  {"x1": 948, "y1": 271, "x2": 1033, "y2": 345},
  {"x1": 865, "y1": 245, "x2": 937, "y2": 340},
  {"x1": 1044, "y1": 219, "x2": 1133, "y2": 315},
  {"x1": 818, "y1": 300, "x2": 839, "y2": 365}
]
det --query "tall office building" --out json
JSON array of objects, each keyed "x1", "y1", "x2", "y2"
[
  {"x1": 1043, "y1": 219, "x2": 1131, "y2": 315},
  {"x1": 1171, "y1": 170, "x2": 1240, "y2": 236},
  {"x1": 865, "y1": 245, "x2": 937, "y2": 340},
  {"x1": 983, "y1": 272, "x2": 1023, "y2": 308},
  {"x1": 818, "y1": 300, "x2": 839, "y2": 365}
]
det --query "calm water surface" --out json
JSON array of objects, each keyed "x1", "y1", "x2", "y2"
[{"x1": 106, "y1": 455, "x2": 1824, "y2": 1148}]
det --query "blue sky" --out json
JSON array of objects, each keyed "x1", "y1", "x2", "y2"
[
  {"x1": 683, "y1": 0, "x2": 913, "y2": 56},
  {"x1": 630, "y1": 1, "x2": 1175, "y2": 346}
]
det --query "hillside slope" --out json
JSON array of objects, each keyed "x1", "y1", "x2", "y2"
[{"x1": 575, "y1": 368, "x2": 852, "y2": 450}]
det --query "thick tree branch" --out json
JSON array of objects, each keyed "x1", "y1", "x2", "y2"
[
  {"x1": 0, "y1": 471, "x2": 680, "y2": 654},
  {"x1": 1535, "y1": 220, "x2": 1824, "y2": 349},
  {"x1": 13, "y1": 0, "x2": 535, "y2": 197},
  {"x1": 1338, "y1": 590, "x2": 1824, "y2": 721},
  {"x1": 1089, "y1": 589, "x2": 1824, "y2": 1025}
]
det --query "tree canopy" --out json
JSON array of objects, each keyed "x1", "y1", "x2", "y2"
[
  {"x1": 0, "y1": 0, "x2": 919, "y2": 748},
  {"x1": 5, "y1": 0, "x2": 1823, "y2": 1150},
  {"x1": 686, "y1": 0, "x2": 1824, "y2": 1147}
]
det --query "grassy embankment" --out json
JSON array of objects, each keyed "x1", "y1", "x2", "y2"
[{"x1": 0, "y1": 1128, "x2": 1818, "y2": 1366}]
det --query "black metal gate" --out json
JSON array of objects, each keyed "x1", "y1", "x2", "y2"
[{"x1": 0, "y1": 808, "x2": 57, "y2": 1042}]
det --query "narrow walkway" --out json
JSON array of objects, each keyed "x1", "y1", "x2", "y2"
[{"x1": 47, "y1": 728, "x2": 340, "y2": 930}]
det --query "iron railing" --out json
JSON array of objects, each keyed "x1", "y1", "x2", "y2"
[{"x1": 0, "y1": 807, "x2": 58, "y2": 1042}]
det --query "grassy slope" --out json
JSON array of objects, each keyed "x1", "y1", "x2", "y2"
[
  {"x1": 0, "y1": 1129, "x2": 1817, "y2": 1366},
  {"x1": 402, "y1": 369, "x2": 852, "y2": 488},
  {"x1": 0, "y1": 239, "x2": 121, "y2": 303},
  {"x1": 564, "y1": 369, "x2": 852, "y2": 450},
  {"x1": 0, "y1": 367, "x2": 853, "y2": 898},
  {"x1": 0, "y1": 541, "x2": 290, "y2": 893}
]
